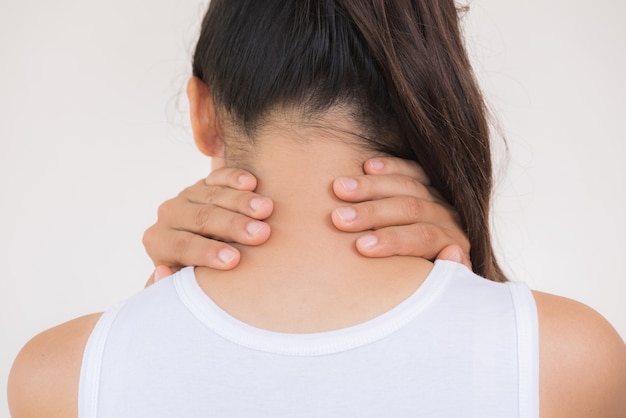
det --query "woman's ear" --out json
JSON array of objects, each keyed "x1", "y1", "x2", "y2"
[{"x1": 187, "y1": 77, "x2": 224, "y2": 157}]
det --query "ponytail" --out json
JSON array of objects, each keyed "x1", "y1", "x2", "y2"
[{"x1": 339, "y1": 0, "x2": 507, "y2": 281}]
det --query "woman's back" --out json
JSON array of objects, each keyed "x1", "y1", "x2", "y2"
[
  {"x1": 79, "y1": 261, "x2": 537, "y2": 417},
  {"x1": 10, "y1": 258, "x2": 626, "y2": 417}
]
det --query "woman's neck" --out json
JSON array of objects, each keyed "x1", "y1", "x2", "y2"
[
  {"x1": 195, "y1": 121, "x2": 433, "y2": 332},
  {"x1": 224, "y1": 118, "x2": 377, "y2": 249}
]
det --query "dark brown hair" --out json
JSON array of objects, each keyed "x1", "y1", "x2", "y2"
[{"x1": 192, "y1": 0, "x2": 507, "y2": 282}]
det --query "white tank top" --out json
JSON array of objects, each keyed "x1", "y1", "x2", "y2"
[{"x1": 79, "y1": 260, "x2": 539, "y2": 417}]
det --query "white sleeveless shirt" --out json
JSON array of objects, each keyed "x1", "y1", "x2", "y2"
[{"x1": 79, "y1": 260, "x2": 539, "y2": 417}]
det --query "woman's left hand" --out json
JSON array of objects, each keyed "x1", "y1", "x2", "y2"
[{"x1": 331, "y1": 157, "x2": 471, "y2": 269}]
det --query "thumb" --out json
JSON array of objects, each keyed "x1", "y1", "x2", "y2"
[
  {"x1": 436, "y1": 245, "x2": 472, "y2": 270},
  {"x1": 145, "y1": 265, "x2": 176, "y2": 288},
  {"x1": 154, "y1": 265, "x2": 175, "y2": 283}
]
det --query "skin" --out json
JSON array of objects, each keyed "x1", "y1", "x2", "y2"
[
  {"x1": 8, "y1": 314, "x2": 101, "y2": 418},
  {"x1": 8, "y1": 78, "x2": 626, "y2": 416},
  {"x1": 143, "y1": 158, "x2": 471, "y2": 283}
]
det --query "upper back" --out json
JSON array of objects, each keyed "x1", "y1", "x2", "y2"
[
  {"x1": 79, "y1": 261, "x2": 538, "y2": 417},
  {"x1": 9, "y1": 262, "x2": 626, "y2": 417}
]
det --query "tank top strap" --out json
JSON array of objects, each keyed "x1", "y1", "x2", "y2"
[
  {"x1": 507, "y1": 281, "x2": 540, "y2": 418},
  {"x1": 78, "y1": 301, "x2": 127, "y2": 418}
]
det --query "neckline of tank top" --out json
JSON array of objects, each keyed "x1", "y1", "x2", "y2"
[{"x1": 173, "y1": 259, "x2": 466, "y2": 356}]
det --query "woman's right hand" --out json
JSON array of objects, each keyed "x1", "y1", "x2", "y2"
[
  {"x1": 143, "y1": 167, "x2": 274, "y2": 284},
  {"x1": 143, "y1": 157, "x2": 471, "y2": 285}
]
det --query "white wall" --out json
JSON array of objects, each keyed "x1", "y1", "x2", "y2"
[{"x1": 1, "y1": 1, "x2": 624, "y2": 415}]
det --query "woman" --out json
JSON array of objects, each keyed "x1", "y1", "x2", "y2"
[{"x1": 9, "y1": 1, "x2": 626, "y2": 417}]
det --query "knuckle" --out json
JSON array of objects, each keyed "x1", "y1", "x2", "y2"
[
  {"x1": 141, "y1": 226, "x2": 155, "y2": 251},
  {"x1": 400, "y1": 176, "x2": 421, "y2": 194},
  {"x1": 226, "y1": 214, "x2": 244, "y2": 236},
  {"x1": 201, "y1": 186, "x2": 221, "y2": 203},
  {"x1": 379, "y1": 228, "x2": 402, "y2": 254},
  {"x1": 415, "y1": 224, "x2": 438, "y2": 247},
  {"x1": 401, "y1": 197, "x2": 424, "y2": 219},
  {"x1": 173, "y1": 235, "x2": 192, "y2": 263},
  {"x1": 179, "y1": 180, "x2": 203, "y2": 198},
  {"x1": 204, "y1": 170, "x2": 223, "y2": 185},
  {"x1": 181, "y1": 182, "x2": 198, "y2": 194},
  {"x1": 360, "y1": 201, "x2": 376, "y2": 218},
  {"x1": 354, "y1": 202, "x2": 376, "y2": 226},
  {"x1": 178, "y1": 185, "x2": 192, "y2": 197},
  {"x1": 156, "y1": 199, "x2": 174, "y2": 219},
  {"x1": 195, "y1": 205, "x2": 217, "y2": 228}
]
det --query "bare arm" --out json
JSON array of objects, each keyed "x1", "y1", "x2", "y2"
[
  {"x1": 535, "y1": 291, "x2": 626, "y2": 417},
  {"x1": 7, "y1": 314, "x2": 102, "y2": 418}
]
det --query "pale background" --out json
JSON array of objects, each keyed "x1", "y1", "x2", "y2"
[{"x1": 1, "y1": 0, "x2": 625, "y2": 415}]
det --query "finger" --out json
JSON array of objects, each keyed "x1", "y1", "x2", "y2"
[
  {"x1": 179, "y1": 186, "x2": 274, "y2": 219},
  {"x1": 142, "y1": 227, "x2": 242, "y2": 270},
  {"x1": 184, "y1": 186, "x2": 274, "y2": 220},
  {"x1": 144, "y1": 265, "x2": 176, "y2": 288},
  {"x1": 363, "y1": 157, "x2": 430, "y2": 185},
  {"x1": 436, "y1": 244, "x2": 472, "y2": 271},
  {"x1": 153, "y1": 265, "x2": 175, "y2": 282},
  {"x1": 331, "y1": 196, "x2": 455, "y2": 232},
  {"x1": 333, "y1": 174, "x2": 436, "y2": 203},
  {"x1": 158, "y1": 200, "x2": 271, "y2": 245},
  {"x1": 171, "y1": 178, "x2": 273, "y2": 220},
  {"x1": 354, "y1": 223, "x2": 461, "y2": 261},
  {"x1": 204, "y1": 166, "x2": 258, "y2": 191}
]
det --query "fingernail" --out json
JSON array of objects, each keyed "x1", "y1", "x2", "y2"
[
  {"x1": 153, "y1": 270, "x2": 162, "y2": 282},
  {"x1": 335, "y1": 207, "x2": 357, "y2": 223},
  {"x1": 357, "y1": 234, "x2": 378, "y2": 249},
  {"x1": 338, "y1": 177, "x2": 358, "y2": 192},
  {"x1": 218, "y1": 248, "x2": 237, "y2": 265},
  {"x1": 368, "y1": 159, "x2": 384, "y2": 171},
  {"x1": 250, "y1": 198, "x2": 266, "y2": 211},
  {"x1": 448, "y1": 248, "x2": 462, "y2": 263},
  {"x1": 246, "y1": 221, "x2": 266, "y2": 236},
  {"x1": 238, "y1": 174, "x2": 252, "y2": 185}
]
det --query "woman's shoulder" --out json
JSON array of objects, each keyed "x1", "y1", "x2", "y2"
[
  {"x1": 532, "y1": 290, "x2": 626, "y2": 417},
  {"x1": 7, "y1": 313, "x2": 102, "y2": 418}
]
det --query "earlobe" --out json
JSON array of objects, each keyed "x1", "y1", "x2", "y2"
[{"x1": 187, "y1": 77, "x2": 224, "y2": 157}]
